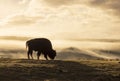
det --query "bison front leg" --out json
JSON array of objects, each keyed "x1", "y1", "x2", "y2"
[
  {"x1": 37, "y1": 51, "x2": 41, "y2": 60},
  {"x1": 44, "y1": 54, "x2": 48, "y2": 60}
]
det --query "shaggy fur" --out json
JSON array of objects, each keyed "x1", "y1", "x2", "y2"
[{"x1": 26, "y1": 38, "x2": 56, "y2": 60}]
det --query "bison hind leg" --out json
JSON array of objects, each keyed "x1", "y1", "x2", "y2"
[{"x1": 27, "y1": 50, "x2": 33, "y2": 59}]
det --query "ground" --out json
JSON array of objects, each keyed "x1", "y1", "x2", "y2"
[{"x1": 0, "y1": 58, "x2": 120, "y2": 81}]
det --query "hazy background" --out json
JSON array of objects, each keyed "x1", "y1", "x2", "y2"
[{"x1": 0, "y1": 0, "x2": 120, "y2": 60}]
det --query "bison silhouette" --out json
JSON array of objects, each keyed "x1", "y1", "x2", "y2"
[{"x1": 26, "y1": 38, "x2": 56, "y2": 60}]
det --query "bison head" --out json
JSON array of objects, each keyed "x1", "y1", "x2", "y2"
[{"x1": 48, "y1": 50, "x2": 56, "y2": 60}]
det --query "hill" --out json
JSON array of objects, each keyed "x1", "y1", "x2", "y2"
[
  {"x1": 56, "y1": 47, "x2": 120, "y2": 60},
  {"x1": 0, "y1": 58, "x2": 119, "y2": 81},
  {"x1": 56, "y1": 47, "x2": 101, "y2": 60}
]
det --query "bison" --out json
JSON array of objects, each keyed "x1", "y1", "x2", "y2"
[{"x1": 26, "y1": 38, "x2": 56, "y2": 60}]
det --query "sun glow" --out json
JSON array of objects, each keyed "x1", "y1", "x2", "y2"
[{"x1": 0, "y1": 0, "x2": 120, "y2": 59}]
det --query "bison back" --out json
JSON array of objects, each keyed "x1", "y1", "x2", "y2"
[{"x1": 26, "y1": 38, "x2": 53, "y2": 51}]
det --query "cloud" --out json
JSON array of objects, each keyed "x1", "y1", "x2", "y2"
[
  {"x1": 89, "y1": 0, "x2": 120, "y2": 17},
  {"x1": 41, "y1": 0, "x2": 120, "y2": 17},
  {"x1": 43, "y1": 0, "x2": 79, "y2": 6},
  {"x1": 90, "y1": 0, "x2": 107, "y2": 5},
  {"x1": 0, "y1": 0, "x2": 120, "y2": 40},
  {"x1": 18, "y1": 0, "x2": 30, "y2": 4},
  {"x1": 1, "y1": 0, "x2": 120, "y2": 26},
  {"x1": 8, "y1": 15, "x2": 41, "y2": 25},
  {"x1": 0, "y1": 14, "x2": 42, "y2": 26},
  {"x1": 43, "y1": 0, "x2": 89, "y2": 7}
]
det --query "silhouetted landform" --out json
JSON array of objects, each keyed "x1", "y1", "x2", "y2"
[
  {"x1": 0, "y1": 49, "x2": 25, "y2": 54},
  {"x1": 57, "y1": 47, "x2": 120, "y2": 60},
  {"x1": 1, "y1": 36, "x2": 120, "y2": 42},
  {"x1": 57, "y1": 47, "x2": 101, "y2": 60},
  {"x1": 0, "y1": 49, "x2": 25, "y2": 58},
  {"x1": 91, "y1": 49, "x2": 120, "y2": 58},
  {"x1": 0, "y1": 36, "x2": 31, "y2": 41},
  {"x1": 67, "y1": 38, "x2": 120, "y2": 42},
  {"x1": 0, "y1": 59, "x2": 119, "y2": 81}
]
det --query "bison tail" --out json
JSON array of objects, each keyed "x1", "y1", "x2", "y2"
[{"x1": 26, "y1": 42, "x2": 28, "y2": 50}]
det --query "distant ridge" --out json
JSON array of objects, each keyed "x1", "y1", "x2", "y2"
[
  {"x1": 0, "y1": 36, "x2": 120, "y2": 42},
  {"x1": 57, "y1": 47, "x2": 120, "y2": 60},
  {"x1": 68, "y1": 38, "x2": 120, "y2": 42},
  {"x1": 0, "y1": 36, "x2": 31, "y2": 41},
  {"x1": 56, "y1": 47, "x2": 102, "y2": 60}
]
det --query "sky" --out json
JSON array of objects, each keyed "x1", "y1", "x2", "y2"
[{"x1": 0, "y1": 0, "x2": 120, "y2": 47}]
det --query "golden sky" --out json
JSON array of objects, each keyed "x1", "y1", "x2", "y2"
[{"x1": 0, "y1": 0, "x2": 120, "y2": 40}]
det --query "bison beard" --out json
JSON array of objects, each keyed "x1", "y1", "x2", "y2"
[{"x1": 26, "y1": 38, "x2": 56, "y2": 60}]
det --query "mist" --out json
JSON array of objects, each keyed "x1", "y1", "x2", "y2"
[{"x1": 0, "y1": 39, "x2": 120, "y2": 60}]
